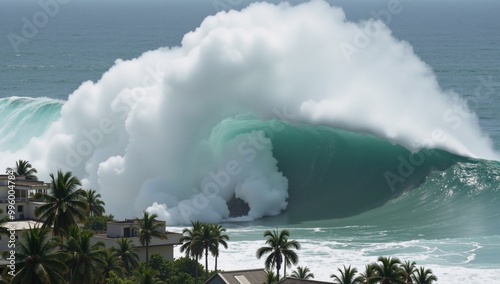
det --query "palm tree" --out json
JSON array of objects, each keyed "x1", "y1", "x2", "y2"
[
  {"x1": 100, "y1": 248, "x2": 125, "y2": 282},
  {"x1": 263, "y1": 270, "x2": 277, "y2": 284},
  {"x1": 401, "y1": 261, "x2": 417, "y2": 284},
  {"x1": 62, "y1": 227, "x2": 106, "y2": 283},
  {"x1": 281, "y1": 237, "x2": 300, "y2": 278},
  {"x1": 331, "y1": 265, "x2": 363, "y2": 284},
  {"x1": 82, "y1": 189, "x2": 105, "y2": 217},
  {"x1": 34, "y1": 170, "x2": 87, "y2": 237},
  {"x1": 114, "y1": 237, "x2": 140, "y2": 273},
  {"x1": 359, "y1": 264, "x2": 376, "y2": 284},
  {"x1": 291, "y1": 266, "x2": 315, "y2": 279},
  {"x1": 411, "y1": 267, "x2": 437, "y2": 284},
  {"x1": 6, "y1": 159, "x2": 38, "y2": 180},
  {"x1": 370, "y1": 256, "x2": 405, "y2": 284},
  {"x1": 256, "y1": 229, "x2": 301, "y2": 281},
  {"x1": 192, "y1": 223, "x2": 218, "y2": 280},
  {"x1": 9, "y1": 226, "x2": 68, "y2": 284},
  {"x1": 210, "y1": 224, "x2": 229, "y2": 272},
  {"x1": 133, "y1": 267, "x2": 166, "y2": 284},
  {"x1": 180, "y1": 221, "x2": 204, "y2": 279},
  {"x1": 136, "y1": 211, "x2": 167, "y2": 268}
]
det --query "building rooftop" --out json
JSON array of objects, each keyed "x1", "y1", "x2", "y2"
[
  {"x1": 0, "y1": 175, "x2": 50, "y2": 189},
  {"x1": 204, "y1": 268, "x2": 268, "y2": 284},
  {"x1": 278, "y1": 277, "x2": 330, "y2": 284},
  {"x1": 0, "y1": 220, "x2": 44, "y2": 230}
]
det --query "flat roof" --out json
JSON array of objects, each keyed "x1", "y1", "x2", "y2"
[{"x1": 0, "y1": 220, "x2": 45, "y2": 230}]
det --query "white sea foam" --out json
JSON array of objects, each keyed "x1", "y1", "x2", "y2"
[
  {"x1": 0, "y1": 1, "x2": 498, "y2": 224},
  {"x1": 170, "y1": 226, "x2": 500, "y2": 284}
]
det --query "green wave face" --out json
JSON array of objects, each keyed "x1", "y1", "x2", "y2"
[
  {"x1": 0, "y1": 97, "x2": 63, "y2": 150},
  {"x1": 213, "y1": 116, "x2": 500, "y2": 237},
  {"x1": 2, "y1": 97, "x2": 499, "y2": 237}
]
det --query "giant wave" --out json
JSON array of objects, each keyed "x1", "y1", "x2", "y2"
[{"x1": 0, "y1": 1, "x2": 498, "y2": 227}]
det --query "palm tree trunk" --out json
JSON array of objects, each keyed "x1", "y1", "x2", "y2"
[
  {"x1": 215, "y1": 255, "x2": 218, "y2": 272},
  {"x1": 195, "y1": 256, "x2": 199, "y2": 280},
  {"x1": 205, "y1": 247, "x2": 209, "y2": 280},
  {"x1": 146, "y1": 243, "x2": 149, "y2": 268}
]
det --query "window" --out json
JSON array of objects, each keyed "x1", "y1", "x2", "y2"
[
  {"x1": 18, "y1": 205, "x2": 23, "y2": 213},
  {"x1": 124, "y1": 227, "x2": 130, "y2": 237}
]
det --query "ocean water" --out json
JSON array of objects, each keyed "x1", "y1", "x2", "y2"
[{"x1": 1, "y1": 0, "x2": 500, "y2": 283}]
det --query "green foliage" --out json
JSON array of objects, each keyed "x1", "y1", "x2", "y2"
[
  {"x1": 147, "y1": 254, "x2": 204, "y2": 284},
  {"x1": 9, "y1": 226, "x2": 68, "y2": 284},
  {"x1": 256, "y1": 229, "x2": 301, "y2": 281},
  {"x1": 83, "y1": 189, "x2": 106, "y2": 217},
  {"x1": 291, "y1": 266, "x2": 314, "y2": 280},
  {"x1": 263, "y1": 270, "x2": 278, "y2": 284},
  {"x1": 135, "y1": 211, "x2": 168, "y2": 268},
  {"x1": 179, "y1": 222, "x2": 230, "y2": 280},
  {"x1": 114, "y1": 237, "x2": 140, "y2": 273},
  {"x1": 34, "y1": 170, "x2": 87, "y2": 237},
  {"x1": 331, "y1": 265, "x2": 363, "y2": 284},
  {"x1": 6, "y1": 159, "x2": 38, "y2": 180},
  {"x1": 62, "y1": 227, "x2": 106, "y2": 283},
  {"x1": 105, "y1": 271, "x2": 136, "y2": 284},
  {"x1": 83, "y1": 214, "x2": 114, "y2": 231},
  {"x1": 412, "y1": 266, "x2": 438, "y2": 284},
  {"x1": 171, "y1": 257, "x2": 205, "y2": 279}
]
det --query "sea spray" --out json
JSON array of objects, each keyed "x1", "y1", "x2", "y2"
[{"x1": 0, "y1": 1, "x2": 497, "y2": 224}]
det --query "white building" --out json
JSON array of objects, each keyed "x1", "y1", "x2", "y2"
[
  {"x1": 0, "y1": 175, "x2": 50, "y2": 220},
  {"x1": 91, "y1": 219, "x2": 183, "y2": 262},
  {"x1": 0, "y1": 220, "x2": 49, "y2": 252}
]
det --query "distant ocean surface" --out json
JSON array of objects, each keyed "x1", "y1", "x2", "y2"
[{"x1": 1, "y1": 1, "x2": 500, "y2": 283}]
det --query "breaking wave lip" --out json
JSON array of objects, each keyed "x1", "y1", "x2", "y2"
[
  {"x1": 0, "y1": 1, "x2": 499, "y2": 226},
  {"x1": 0, "y1": 96, "x2": 63, "y2": 151}
]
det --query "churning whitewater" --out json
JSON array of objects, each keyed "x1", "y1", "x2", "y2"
[{"x1": 0, "y1": 1, "x2": 498, "y2": 225}]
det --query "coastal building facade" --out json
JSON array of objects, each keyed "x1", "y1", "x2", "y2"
[
  {"x1": 91, "y1": 219, "x2": 182, "y2": 262},
  {"x1": 0, "y1": 174, "x2": 50, "y2": 220}
]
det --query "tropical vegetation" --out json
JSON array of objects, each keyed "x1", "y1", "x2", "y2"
[
  {"x1": 256, "y1": 229, "x2": 301, "y2": 281},
  {"x1": 328, "y1": 257, "x2": 438, "y2": 284},
  {"x1": 179, "y1": 221, "x2": 230, "y2": 280},
  {"x1": 6, "y1": 159, "x2": 38, "y2": 180},
  {"x1": 135, "y1": 211, "x2": 168, "y2": 268},
  {"x1": 82, "y1": 189, "x2": 106, "y2": 217},
  {"x1": 34, "y1": 170, "x2": 87, "y2": 237},
  {"x1": 331, "y1": 265, "x2": 363, "y2": 284},
  {"x1": 0, "y1": 163, "x2": 439, "y2": 284},
  {"x1": 291, "y1": 266, "x2": 314, "y2": 280}
]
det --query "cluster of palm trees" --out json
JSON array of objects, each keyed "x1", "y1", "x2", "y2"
[
  {"x1": 3, "y1": 160, "x2": 171, "y2": 283},
  {"x1": 4, "y1": 160, "x2": 439, "y2": 284},
  {"x1": 330, "y1": 257, "x2": 437, "y2": 284},
  {"x1": 254, "y1": 230, "x2": 438, "y2": 284},
  {"x1": 179, "y1": 221, "x2": 229, "y2": 280},
  {"x1": 4, "y1": 224, "x2": 142, "y2": 283}
]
